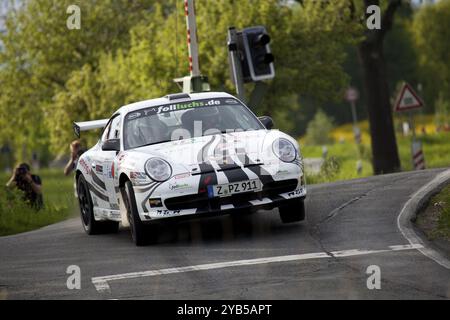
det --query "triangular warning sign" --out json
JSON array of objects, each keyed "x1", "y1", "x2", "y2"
[{"x1": 394, "y1": 83, "x2": 424, "y2": 112}]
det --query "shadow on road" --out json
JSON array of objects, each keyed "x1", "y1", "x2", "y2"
[{"x1": 108, "y1": 210, "x2": 306, "y2": 247}]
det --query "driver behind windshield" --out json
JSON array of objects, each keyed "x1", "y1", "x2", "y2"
[
  {"x1": 126, "y1": 116, "x2": 169, "y2": 149},
  {"x1": 181, "y1": 107, "x2": 222, "y2": 136}
]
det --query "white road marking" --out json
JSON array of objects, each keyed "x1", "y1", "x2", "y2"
[
  {"x1": 91, "y1": 244, "x2": 423, "y2": 293},
  {"x1": 397, "y1": 169, "x2": 450, "y2": 270}
]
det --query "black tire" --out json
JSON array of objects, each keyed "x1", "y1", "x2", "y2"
[
  {"x1": 77, "y1": 175, "x2": 119, "y2": 235},
  {"x1": 77, "y1": 175, "x2": 102, "y2": 234},
  {"x1": 122, "y1": 181, "x2": 156, "y2": 246},
  {"x1": 279, "y1": 198, "x2": 306, "y2": 223}
]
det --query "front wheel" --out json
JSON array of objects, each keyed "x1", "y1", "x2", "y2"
[
  {"x1": 122, "y1": 181, "x2": 156, "y2": 246},
  {"x1": 279, "y1": 198, "x2": 306, "y2": 223}
]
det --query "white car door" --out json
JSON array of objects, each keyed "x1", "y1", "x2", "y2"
[
  {"x1": 102, "y1": 114, "x2": 121, "y2": 211},
  {"x1": 93, "y1": 115, "x2": 121, "y2": 210}
]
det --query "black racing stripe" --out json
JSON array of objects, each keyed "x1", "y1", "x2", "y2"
[
  {"x1": 216, "y1": 135, "x2": 249, "y2": 183},
  {"x1": 141, "y1": 183, "x2": 162, "y2": 213},
  {"x1": 220, "y1": 167, "x2": 249, "y2": 184},
  {"x1": 196, "y1": 163, "x2": 218, "y2": 213},
  {"x1": 87, "y1": 182, "x2": 109, "y2": 202},
  {"x1": 217, "y1": 163, "x2": 240, "y2": 171},
  {"x1": 134, "y1": 182, "x2": 158, "y2": 194},
  {"x1": 217, "y1": 135, "x2": 254, "y2": 208},
  {"x1": 244, "y1": 155, "x2": 275, "y2": 185},
  {"x1": 91, "y1": 171, "x2": 106, "y2": 190},
  {"x1": 197, "y1": 135, "x2": 216, "y2": 163},
  {"x1": 236, "y1": 148, "x2": 247, "y2": 166},
  {"x1": 196, "y1": 136, "x2": 219, "y2": 213}
]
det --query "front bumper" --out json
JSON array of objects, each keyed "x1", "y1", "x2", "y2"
[{"x1": 139, "y1": 177, "x2": 306, "y2": 222}]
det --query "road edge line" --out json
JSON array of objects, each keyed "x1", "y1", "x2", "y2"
[{"x1": 397, "y1": 169, "x2": 450, "y2": 269}]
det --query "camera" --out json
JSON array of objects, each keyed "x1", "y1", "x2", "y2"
[{"x1": 14, "y1": 166, "x2": 28, "y2": 182}]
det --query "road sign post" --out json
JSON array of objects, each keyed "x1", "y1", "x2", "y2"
[
  {"x1": 394, "y1": 82, "x2": 425, "y2": 170},
  {"x1": 345, "y1": 87, "x2": 362, "y2": 174},
  {"x1": 412, "y1": 140, "x2": 425, "y2": 170},
  {"x1": 345, "y1": 87, "x2": 361, "y2": 143}
]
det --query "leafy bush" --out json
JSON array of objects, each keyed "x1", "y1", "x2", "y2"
[
  {"x1": 305, "y1": 156, "x2": 342, "y2": 184},
  {"x1": 434, "y1": 92, "x2": 450, "y2": 128},
  {"x1": 320, "y1": 156, "x2": 341, "y2": 180},
  {"x1": 305, "y1": 109, "x2": 335, "y2": 145}
]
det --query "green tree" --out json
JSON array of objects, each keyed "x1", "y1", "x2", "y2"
[
  {"x1": 352, "y1": 0, "x2": 403, "y2": 174},
  {"x1": 1, "y1": 0, "x2": 361, "y2": 159},
  {"x1": 305, "y1": 109, "x2": 335, "y2": 145},
  {"x1": 411, "y1": 0, "x2": 450, "y2": 107},
  {"x1": 0, "y1": 0, "x2": 156, "y2": 159}
]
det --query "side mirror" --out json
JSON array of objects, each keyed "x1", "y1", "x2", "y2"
[
  {"x1": 259, "y1": 116, "x2": 274, "y2": 130},
  {"x1": 102, "y1": 139, "x2": 120, "y2": 152}
]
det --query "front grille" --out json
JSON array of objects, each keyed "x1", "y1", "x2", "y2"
[
  {"x1": 164, "y1": 193, "x2": 209, "y2": 210},
  {"x1": 164, "y1": 179, "x2": 298, "y2": 211},
  {"x1": 262, "y1": 179, "x2": 299, "y2": 195}
]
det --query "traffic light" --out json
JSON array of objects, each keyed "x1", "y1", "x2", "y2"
[{"x1": 239, "y1": 26, "x2": 275, "y2": 82}]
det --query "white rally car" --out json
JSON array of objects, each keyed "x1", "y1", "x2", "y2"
[{"x1": 74, "y1": 92, "x2": 306, "y2": 245}]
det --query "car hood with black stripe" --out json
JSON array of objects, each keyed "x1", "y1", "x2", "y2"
[{"x1": 124, "y1": 129, "x2": 299, "y2": 173}]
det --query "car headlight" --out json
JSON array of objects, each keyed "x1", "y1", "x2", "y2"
[
  {"x1": 272, "y1": 138, "x2": 297, "y2": 162},
  {"x1": 145, "y1": 158, "x2": 172, "y2": 182}
]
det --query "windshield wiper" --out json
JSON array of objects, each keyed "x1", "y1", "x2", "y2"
[
  {"x1": 139, "y1": 140, "x2": 173, "y2": 148},
  {"x1": 202, "y1": 130, "x2": 233, "y2": 137}
]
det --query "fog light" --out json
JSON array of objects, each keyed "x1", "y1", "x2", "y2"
[
  {"x1": 149, "y1": 198, "x2": 163, "y2": 208},
  {"x1": 300, "y1": 175, "x2": 306, "y2": 186}
]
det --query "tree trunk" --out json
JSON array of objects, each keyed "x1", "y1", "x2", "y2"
[
  {"x1": 358, "y1": 38, "x2": 400, "y2": 174},
  {"x1": 354, "y1": 0, "x2": 402, "y2": 175}
]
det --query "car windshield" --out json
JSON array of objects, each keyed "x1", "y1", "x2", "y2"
[{"x1": 123, "y1": 97, "x2": 264, "y2": 150}]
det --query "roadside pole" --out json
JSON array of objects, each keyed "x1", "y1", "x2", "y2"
[
  {"x1": 227, "y1": 27, "x2": 246, "y2": 102},
  {"x1": 174, "y1": 0, "x2": 209, "y2": 93},
  {"x1": 185, "y1": 0, "x2": 200, "y2": 77},
  {"x1": 345, "y1": 87, "x2": 362, "y2": 175},
  {"x1": 409, "y1": 111, "x2": 416, "y2": 139}
]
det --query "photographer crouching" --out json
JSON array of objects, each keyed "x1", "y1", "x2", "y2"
[{"x1": 6, "y1": 163, "x2": 43, "y2": 210}]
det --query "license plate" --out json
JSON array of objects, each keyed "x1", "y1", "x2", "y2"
[{"x1": 208, "y1": 180, "x2": 262, "y2": 198}]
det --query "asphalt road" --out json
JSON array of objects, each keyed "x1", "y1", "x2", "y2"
[{"x1": 0, "y1": 169, "x2": 449, "y2": 300}]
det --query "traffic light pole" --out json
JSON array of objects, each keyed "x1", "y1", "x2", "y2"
[
  {"x1": 248, "y1": 81, "x2": 267, "y2": 110},
  {"x1": 227, "y1": 27, "x2": 246, "y2": 102}
]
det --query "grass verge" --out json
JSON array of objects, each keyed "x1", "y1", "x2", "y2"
[
  {"x1": 416, "y1": 184, "x2": 450, "y2": 242},
  {"x1": 0, "y1": 168, "x2": 77, "y2": 236}
]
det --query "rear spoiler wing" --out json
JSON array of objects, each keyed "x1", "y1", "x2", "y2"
[{"x1": 73, "y1": 119, "x2": 109, "y2": 138}]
